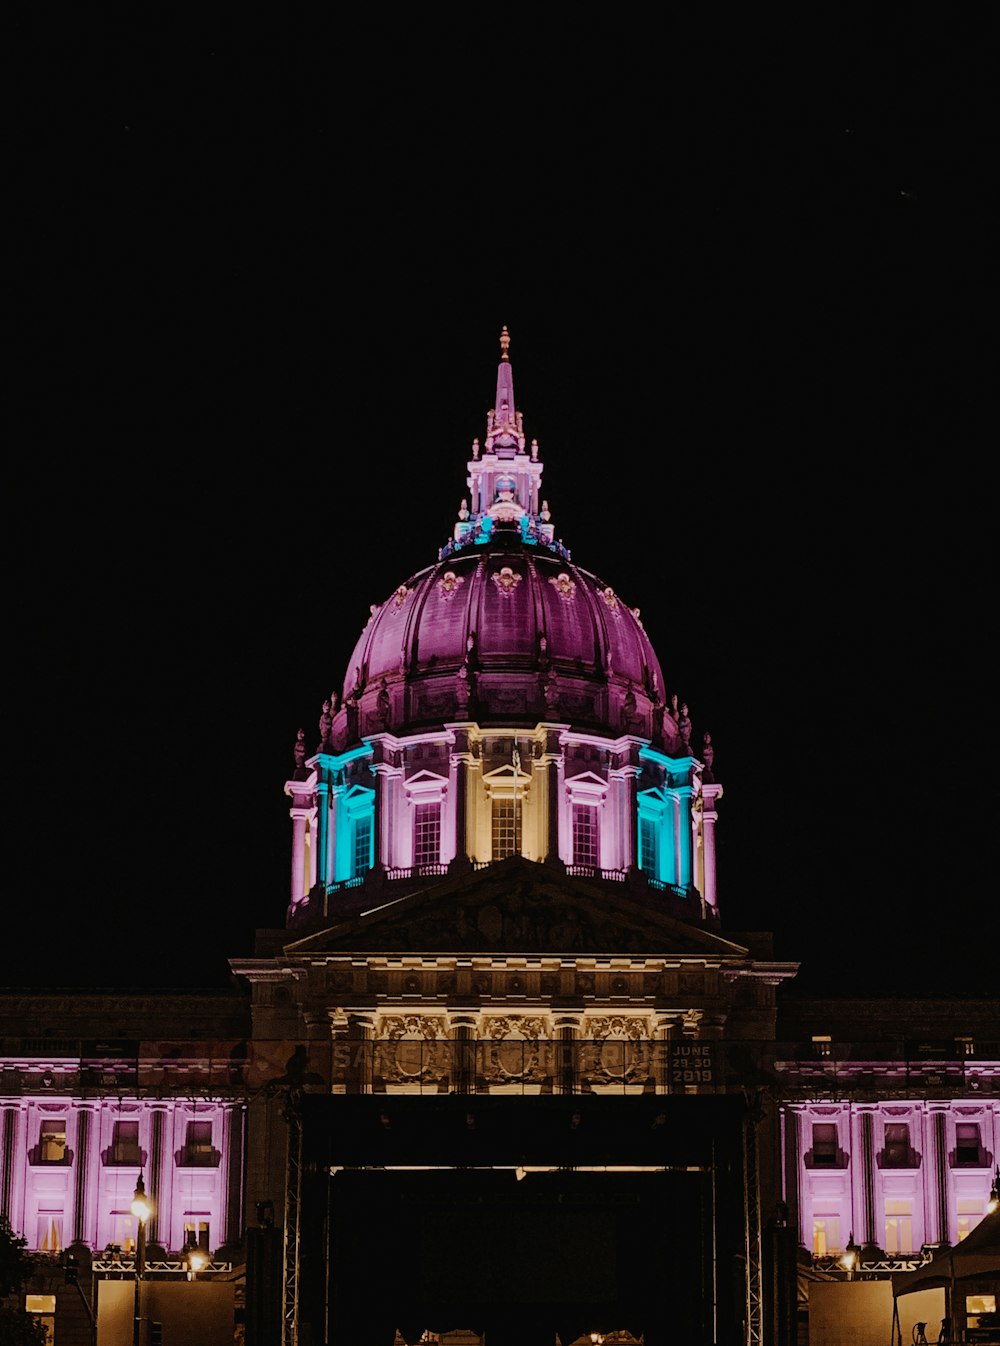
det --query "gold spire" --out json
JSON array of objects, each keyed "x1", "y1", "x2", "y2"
[{"x1": 499, "y1": 325, "x2": 510, "y2": 361}]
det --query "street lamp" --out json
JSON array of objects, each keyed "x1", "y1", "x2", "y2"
[
  {"x1": 130, "y1": 1173, "x2": 152, "y2": 1346},
  {"x1": 840, "y1": 1231, "x2": 861, "y2": 1279},
  {"x1": 185, "y1": 1243, "x2": 209, "y2": 1281}
]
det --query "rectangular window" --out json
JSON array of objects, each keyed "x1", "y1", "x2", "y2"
[
  {"x1": 884, "y1": 1122, "x2": 912, "y2": 1167},
  {"x1": 638, "y1": 816, "x2": 657, "y2": 872},
  {"x1": 885, "y1": 1199, "x2": 913, "y2": 1255},
  {"x1": 955, "y1": 1123, "x2": 982, "y2": 1166},
  {"x1": 181, "y1": 1119, "x2": 215, "y2": 1165},
  {"x1": 492, "y1": 797, "x2": 520, "y2": 860},
  {"x1": 811, "y1": 1123, "x2": 839, "y2": 1166},
  {"x1": 183, "y1": 1217, "x2": 211, "y2": 1252},
  {"x1": 572, "y1": 803, "x2": 598, "y2": 867},
  {"x1": 39, "y1": 1120, "x2": 66, "y2": 1163},
  {"x1": 35, "y1": 1212, "x2": 64, "y2": 1252},
  {"x1": 110, "y1": 1120, "x2": 141, "y2": 1165},
  {"x1": 353, "y1": 815, "x2": 371, "y2": 877},
  {"x1": 957, "y1": 1198, "x2": 983, "y2": 1241},
  {"x1": 25, "y1": 1295, "x2": 55, "y2": 1346},
  {"x1": 110, "y1": 1210, "x2": 135, "y2": 1254},
  {"x1": 812, "y1": 1215, "x2": 841, "y2": 1257},
  {"x1": 414, "y1": 802, "x2": 441, "y2": 866}
]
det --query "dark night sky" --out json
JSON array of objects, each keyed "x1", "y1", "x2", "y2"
[{"x1": 6, "y1": 18, "x2": 994, "y2": 999}]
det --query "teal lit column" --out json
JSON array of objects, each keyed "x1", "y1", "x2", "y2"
[
  {"x1": 314, "y1": 771, "x2": 331, "y2": 889},
  {"x1": 675, "y1": 783, "x2": 694, "y2": 887}
]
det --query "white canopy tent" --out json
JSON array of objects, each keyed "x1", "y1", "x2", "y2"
[{"x1": 890, "y1": 1208, "x2": 1000, "y2": 1343}]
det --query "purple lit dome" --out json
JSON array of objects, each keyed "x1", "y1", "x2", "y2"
[{"x1": 329, "y1": 332, "x2": 679, "y2": 754}]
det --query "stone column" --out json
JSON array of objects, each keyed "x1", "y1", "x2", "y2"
[
  {"x1": 72, "y1": 1105, "x2": 94, "y2": 1243},
  {"x1": 347, "y1": 1013, "x2": 376, "y2": 1094},
  {"x1": 289, "y1": 807, "x2": 310, "y2": 908},
  {"x1": 782, "y1": 1106, "x2": 806, "y2": 1258},
  {"x1": 930, "y1": 1105, "x2": 950, "y2": 1245},
  {"x1": 449, "y1": 751, "x2": 467, "y2": 866},
  {"x1": 701, "y1": 783, "x2": 722, "y2": 911},
  {"x1": 552, "y1": 1012, "x2": 583, "y2": 1095},
  {"x1": 652, "y1": 1012, "x2": 682, "y2": 1094},
  {"x1": 543, "y1": 740, "x2": 563, "y2": 863},
  {"x1": 147, "y1": 1105, "x2": 167, "y2": 1248},
  {"x1": 855, "y1": 1105, "x2": 878, "y2": 1251},
  {"x1": 5, "y1": 1103, "x2": 28, "y2": 1238},
  {"x1": 328, "y1": 1009, "x2": 350, "y2": 1095},
  {"x1": 1, "y1": 1104, "x2": 18, "y2": 1221},
  {"x1": 447, "y1": 1012, "x2": 479, "y2": 1095},
  {"x1": 222, "y1": 1104, "x2": 246, "y2": 1250},
  {"x1": 387, "y1": 767, "x2": 401, "y2": 869}
]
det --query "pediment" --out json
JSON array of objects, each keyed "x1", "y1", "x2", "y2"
[
  {"x1": 404, "y1": 769, "x2": 448, "y2": 786},
  {"x1": 285, "y1": 857, "x2": 749, "y2": 960}
]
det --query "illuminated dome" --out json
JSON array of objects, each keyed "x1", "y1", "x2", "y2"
[
  {"x1": 287, "y1": 329, "x2": 721, "y2": 934},
  {"x1": 329, "y1": 329, "x2": 681, "y2": 754}
]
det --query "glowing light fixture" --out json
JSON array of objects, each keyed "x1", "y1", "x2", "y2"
[
  {"x1": 840, "y1": 1232, "x2": 861, "y2": 1277},
  {"x1": 130, "y1": 1174, "x2": 153, "y2": 1346},
  {"x1": 130, "y1": 1173, "x2": 151, "y2": 1224},
  {"x1": 988, "y1": 1165, "x2": 1000, "y2": 1215},
  {"x1": 185, "y1": 1245, "x2": 209, "y2": 1278}
]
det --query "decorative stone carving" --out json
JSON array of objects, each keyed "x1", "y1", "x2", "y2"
[
  {"x1": 293, "y1": 728, "x2": 306, "y2": 769},
  {"x1": 549, "y1": 572, "x2": 575, "y2": 599},
  {"x1": 391, "y1": 585, "x2": 411, "y2": 610},
  {"x1": 377, "y1": 1014, "x2": 444, "y2": 1084},
  {"x1": 491, "y1": 566, "x2": 522, "y2": 596},
  {"x1": 702, "y1": 731, "x2": 715, "y2": 780},
  {"x1": 598, "y1": 586, "x2": 620, "y2": 612},
  {"x1": 319, "y1": 693, "x2": 336, "y2": 748},
  {"x1": 437, "y1": 570, "x2": 465, "y2": 598},
  {"x1": 677, "y1": 702, "x2": 692, "y2": 749},
  {"x1": 483, "y1": 1016, "x2": 548, "y2": 1083},
  {"x1": 582, "y1": 1016, "x2": 652, "y2": 1086}
]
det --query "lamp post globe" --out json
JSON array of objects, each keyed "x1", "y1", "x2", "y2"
[{"x1": 130, "y1": 1173, "x2": 153, "y2": 1346}]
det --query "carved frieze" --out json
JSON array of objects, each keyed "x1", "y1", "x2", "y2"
[
  {"x1": 482, "y1": 1016, "x2": 548, "y2": 1084},
  {"x1": 581, "y1": 1015, "x2": 652, "y2": 1086},
  {"x1": 375, "y1": 1014, "x2": 445, "y2": 1085}
]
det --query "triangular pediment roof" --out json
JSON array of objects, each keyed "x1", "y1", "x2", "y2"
[{"x1": 285, "y1": 857, "x2": 750, "y2": 959}]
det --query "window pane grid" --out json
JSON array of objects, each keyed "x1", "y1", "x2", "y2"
[
  {"x1": 353, "y1": 816, "x2": 371, "y2": 877},
  {"x1": 415, "y1": 802, "x2": 441, "y2": 866},
  {"x1": 572, "y1": 804, "x2": 598, "y2": 867},
  {"x1": 492, "y1": 798, "x2": 521, "y2": 859}
]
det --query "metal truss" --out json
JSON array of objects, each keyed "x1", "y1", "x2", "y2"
[
  {"x1": 743, "y1": 1108, "x2": 764, "y2": 1346},
  {"x1": 282, "y1": 1100, "x2": 303, "y2": 1346}
]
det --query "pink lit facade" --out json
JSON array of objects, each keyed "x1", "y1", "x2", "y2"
[
  {"x1": 5, "y1": 331, "x2": 997, "y2": 1342},
  {"x1": 0, "y1": 1091, "x2": 242, "y2": 1254},
  {"x1": 786, "y1": 1097, "x2": 1000, "y2": 1258},
  {"x1": 0, "y1": 995, "x2": 249, "y2": 1264}
]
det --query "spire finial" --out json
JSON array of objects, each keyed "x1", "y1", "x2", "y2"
[{"x1": 499, "y1": 325, "x2": 510, "y2": 361}]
